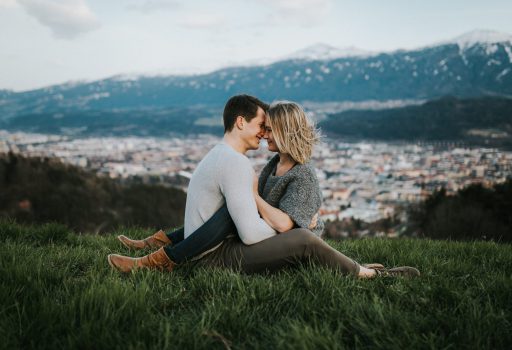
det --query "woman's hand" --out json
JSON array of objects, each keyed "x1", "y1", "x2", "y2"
[{"x1": 308, "y1": 213, "x2": 318, "y2": 229}]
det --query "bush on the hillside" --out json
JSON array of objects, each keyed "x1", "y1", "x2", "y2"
[
  {"x1": 323, "y1": 216, "x2": 400, "y2": 239},
  {"x1": 407, "y1": 179, "x2": 512, "y2": 242}
]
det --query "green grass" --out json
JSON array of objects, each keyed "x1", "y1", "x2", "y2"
[{"x1": 1, "y1": 220, "x2": 511, "y2": 349}]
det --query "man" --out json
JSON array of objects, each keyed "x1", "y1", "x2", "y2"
[
  {"x1": 108, "y1": 94, "x2": 278, "y2": 272},
  {"x1": 184, "y1": 94, "x2": 276, "y2": 245}
]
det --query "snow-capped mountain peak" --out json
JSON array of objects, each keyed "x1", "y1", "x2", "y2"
[
  {"x1": 445, "y1": 29, "x2": 512, "y2": 50},
  {"x1": 111, "y1": 73, "x2": 145, "y2": 82},
  {"x1": 284, "y1": 43, "x2": 373, "y2": 61}
]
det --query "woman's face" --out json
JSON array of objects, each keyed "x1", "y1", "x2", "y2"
[{"x1": 263, "y1": 122, "x2": 279, "y2": 152}]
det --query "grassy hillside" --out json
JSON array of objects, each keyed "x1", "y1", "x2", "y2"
[{"x1": 1, "y1": 220, "x2": 511, "y2": 349}]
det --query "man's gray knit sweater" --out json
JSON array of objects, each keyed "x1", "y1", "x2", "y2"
[{"x1": 184, "y1": 142, "x2": 276, "y2": 245}]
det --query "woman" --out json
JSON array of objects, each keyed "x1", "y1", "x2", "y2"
[{"x1": 111, "y1": 102, "x2": 419, "y2": 278}]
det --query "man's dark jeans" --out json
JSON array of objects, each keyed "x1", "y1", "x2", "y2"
[{"x1": 163, "y1": 204, "x2": 236, "y2": 264}]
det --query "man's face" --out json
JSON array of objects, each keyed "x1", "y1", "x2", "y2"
[{"x1": 241, "y1": 107, "x2": 266, "y2": 151}]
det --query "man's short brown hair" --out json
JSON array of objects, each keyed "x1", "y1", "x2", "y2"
[{"x1": 223, "y1": 94, "x2": 269, "y2": 133}]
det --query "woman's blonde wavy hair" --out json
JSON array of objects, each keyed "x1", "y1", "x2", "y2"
[{"x1": 266, "y1": 101, "x2": 320, "y2": 164}]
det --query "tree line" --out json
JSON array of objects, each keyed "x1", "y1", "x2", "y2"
[
  {"x1": 407, "y1": 179, "x2": 512, "y2": 242},
  {"x1": 0, "y1": 153, "x2": 186, "y2": 233}
]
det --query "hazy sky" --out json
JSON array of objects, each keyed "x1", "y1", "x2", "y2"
[{"x1": 1, "y1": 0, "x2": 512, "y2": 91}]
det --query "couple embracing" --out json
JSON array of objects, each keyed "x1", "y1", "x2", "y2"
[{"x1": 108, "y1": 95, "x2": 420, "y2": 278}]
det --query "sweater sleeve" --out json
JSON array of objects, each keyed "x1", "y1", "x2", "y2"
[
  {"x1": 219, "y1": 155, "x2": 276, "y2": 245},
  {"x1": 278, "y1": 169, "x2": 322, "y2": 230}
]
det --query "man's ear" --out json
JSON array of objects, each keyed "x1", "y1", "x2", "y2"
[{"x1": 235, "y1": 116, "x2": 245, "y2": 130}]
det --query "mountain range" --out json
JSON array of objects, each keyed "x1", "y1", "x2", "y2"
[
  {"x1": 319, "y1": 95, "x2": 512, "y2": 149},
  {"x1": 1, "y1": 30, "x2": 511, "y2": 138}
]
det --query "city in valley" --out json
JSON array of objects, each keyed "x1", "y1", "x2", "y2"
[{"x1": 1, "y1": 130, "x2": 511, "y2": 237}]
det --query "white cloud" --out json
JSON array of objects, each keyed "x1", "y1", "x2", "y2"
[
  {"x1": 179, "y1": 13, "x2": 224, "y2": 29},
  {"x1": 271, "y1": 0, "x2": 330, "y2": 12},
  {"x1": 258, "y1": 0, "x2": 331, "y2": 25},
  {"x1": 126, "y1": 0, "x2": 182, "y2": 14},
  {"x1": 17, "y1": 0, "x2": 100, "y2": 39},
  {"x1": 0, "y1": 0, "x2": 18, "y2": 8}
]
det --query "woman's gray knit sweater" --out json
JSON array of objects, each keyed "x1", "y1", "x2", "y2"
[{"x1": 258, "y1": 154, "x2": 324, "y2": 236}]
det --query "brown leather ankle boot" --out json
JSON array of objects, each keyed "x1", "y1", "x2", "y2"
[
  {"x1": 118, "y1": 229, "x2": 171, "y2": 250},
  {"x1": 108, "y1": 247, "x2": 176, "y2": 273}
]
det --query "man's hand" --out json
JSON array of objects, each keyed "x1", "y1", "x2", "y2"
[{"x1": 308, "y1": 213, "x2": 318, "y2": 229}]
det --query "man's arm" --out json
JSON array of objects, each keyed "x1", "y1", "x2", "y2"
[{"x1": 220, "y1": 156, "x2": 276, "y2": 245}]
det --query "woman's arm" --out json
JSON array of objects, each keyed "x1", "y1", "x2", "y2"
[
  {"x1": 254, "y1": 193, "x2": 295, "y2": 233},
  {"x1": 253, "y1": 175, "x2": 317, "y2": 233},
  {"x1": 255, "y1": 194, "x2": 318, "y2": 233}
]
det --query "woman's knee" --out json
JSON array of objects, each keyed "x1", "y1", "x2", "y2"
[{"x1": 287, "y1": 228, "x2": 321, "y2": 247}]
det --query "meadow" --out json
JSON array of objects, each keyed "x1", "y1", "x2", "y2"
[{"x1": 1, "y1": 219, "x2": 511, "y2": 349}]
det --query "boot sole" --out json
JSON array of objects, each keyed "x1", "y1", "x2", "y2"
[
  {"x1": 387, "y1": 266, "x2": 421, "y2": 278},
  {"x1": 362, "y1": 263, "x2": 385, "y2": 270},
  {"x1": 107, "y1": 254, "x2": 117, "y2": 270}
]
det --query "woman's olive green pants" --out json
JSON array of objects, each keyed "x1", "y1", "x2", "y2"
[{"x1": 194, "y1": 228, "x2": 360, "y2": 276}]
